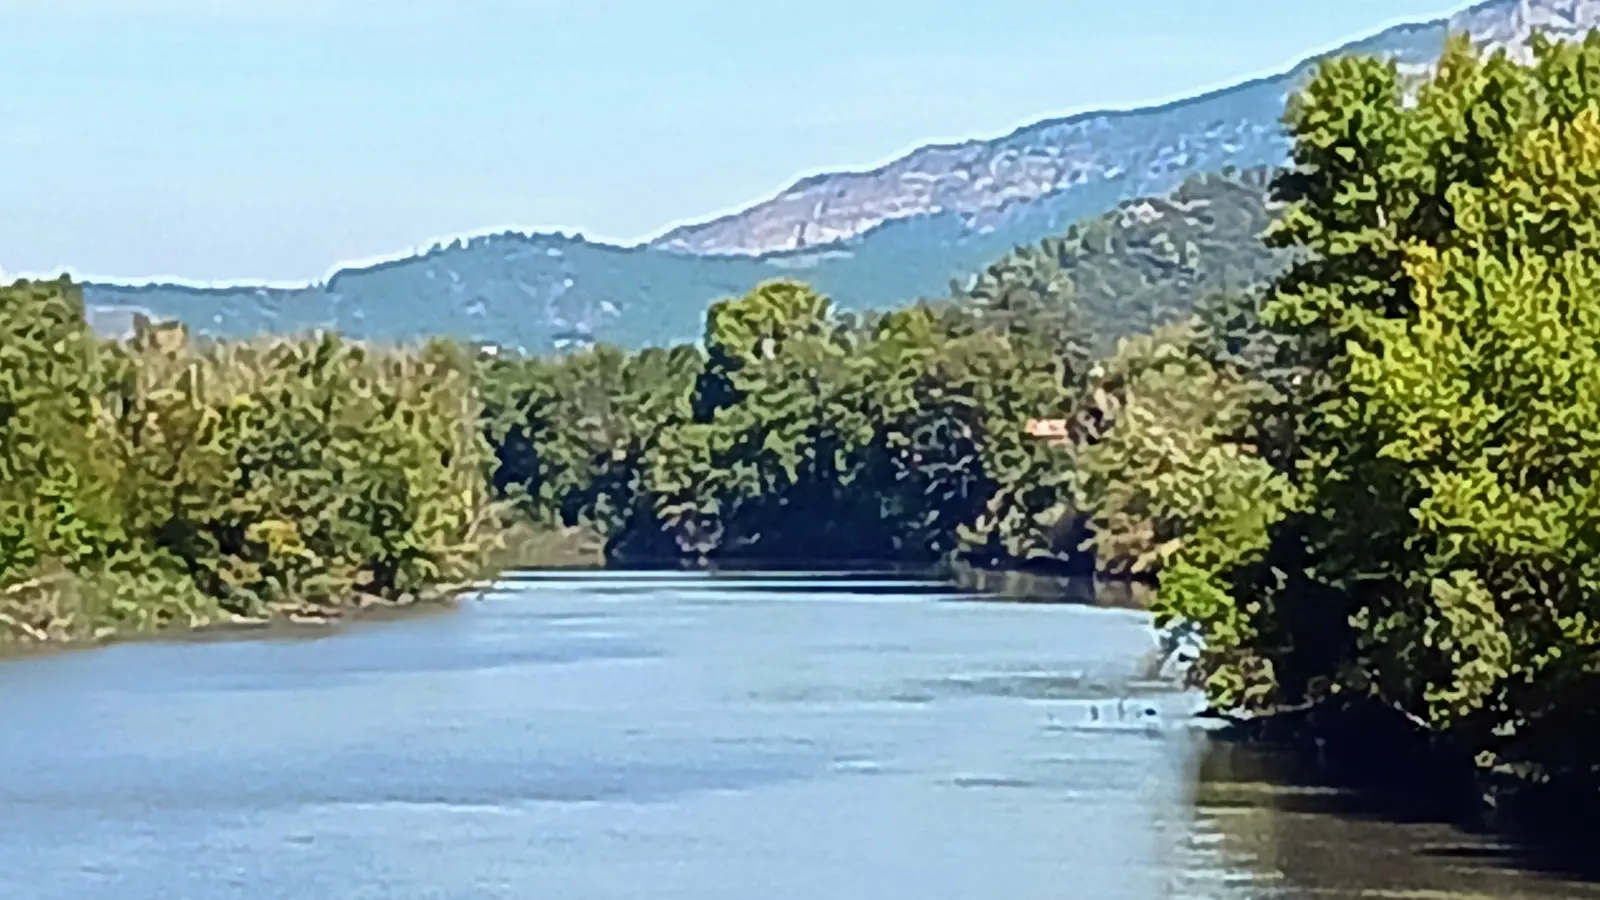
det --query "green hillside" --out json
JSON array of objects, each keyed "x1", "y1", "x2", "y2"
[
  {"x1": 85, "y1": 170, "x2": 1281, "y2": 351},
  {"x1": 955, "y1": 169, "x2": 1283, "y2": 352}
]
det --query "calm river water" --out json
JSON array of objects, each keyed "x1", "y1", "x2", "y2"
[{"x1": 2, "y1": 570, "x2": 1597, "y2": 899}]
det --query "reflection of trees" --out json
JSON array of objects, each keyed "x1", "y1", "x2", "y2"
[{"x1": 1179, "y1": 738, "x2": 1600, "y2": 899}]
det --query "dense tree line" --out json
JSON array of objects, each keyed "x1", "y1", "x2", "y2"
[
  {"x1": 471, "y1": 169, "x2": 1291, "y2": 572},
  {"x1": 2, "y1": 160, "x2": 1287, "y2": 646},
  {"x1": 477, "y1": 282, "x2": 1087, "y2": 569},
  {"x1": 0, "y1": 278, "x2": 499, "y2": 644},
  {"x1": 1108, "y1": 32, "x2": 1600, "y2": 795}
]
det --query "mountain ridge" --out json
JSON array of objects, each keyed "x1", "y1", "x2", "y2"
[
  {"x1": 72, "y1": 0, "x2": 1600, "y2": 353},
  {"x1": 647, "y1": 0, "x2": 1591, "y2": 257}
]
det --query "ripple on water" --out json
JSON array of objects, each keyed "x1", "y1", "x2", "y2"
[
  {"x1": 39, "y1": 631, "x2": 663, "y2": 698},
  {"x1": 4, "y1": 745, "x2": 845, "y2": 817},
  {"x1": 4, "y1": 572, "x2": 1600, "y2": 900},
  {"x1": 948, "y1": 775, "x2": 1037, "y2": 790},
  {"x1": 928, "y1": 670, "x2": 1143, "y2": 701}
]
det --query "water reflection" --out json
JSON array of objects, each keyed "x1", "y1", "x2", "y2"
[
  {"x1": 0, "y1": 570, "x2": 1594, "y2": 899},
  {"x1": 1179, "y1": 738, "x2": 1600, "y2": 899}
]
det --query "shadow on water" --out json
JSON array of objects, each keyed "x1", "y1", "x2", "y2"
[
  {"x1": 502, "y1": 562, "x2": 1143, "y2": 606},
  {"x1": 948, "y1": 564, "x2": 1154, "y2": 609},
  {"x1": 508, "y1": 560, "x2": 1155, "y2": 609},
  {"x1": 1192, "y1": 714, "x2": 1600, "y2": 895}
]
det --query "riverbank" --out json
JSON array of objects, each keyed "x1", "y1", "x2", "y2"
[
  {"x1": 0, "y1": 549, "x2": 1141, "y2": 657},
  {"x1": 0, "y1": 575, "x2": 492, "y2": 661},
  {"x1": 0, "y1": 521, "x2": 606, "y2": 657},
  {"x1": 946, "y1": 563, "x2": 1153, "y2": 608}
]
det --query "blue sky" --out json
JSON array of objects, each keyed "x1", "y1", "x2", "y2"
[{"x1": 2, "y1": 0, "x2": 1478, "y2": 283}]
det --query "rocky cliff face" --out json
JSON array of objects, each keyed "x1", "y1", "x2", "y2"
[
  {"x1": 650, "y1": 100, "x2": 1292, "y2": 257},
  {"x1": 1454, "y1": 0, "x2": 1600, "y2": 60},
  {"x1": 648, "y1": 0, "x2": 1600, "y2": 258}
]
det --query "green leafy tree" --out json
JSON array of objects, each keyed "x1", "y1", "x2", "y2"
[{"x1": 1147, "y1": 32, "x2": 1600, "y2": 791}]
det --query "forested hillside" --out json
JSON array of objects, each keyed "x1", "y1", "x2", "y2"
[
  {"x1": 957, "y1": 169, "x2": 1284, "y2": 352},
  {"x1": 82, "y1": 171, "x2": 1282, "y2": 354}
]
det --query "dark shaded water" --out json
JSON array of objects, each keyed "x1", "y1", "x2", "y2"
[{"x1": 1, "y1": 571, "x2": 1596, "y2": 899}]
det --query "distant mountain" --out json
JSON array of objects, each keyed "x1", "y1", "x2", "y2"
[
  {"x1": 82, "y1": 223, "x2": 1033, "y2": 350},
  {"x1": 649, "y1": 0, "x2": 1598, "y2": 257},
  {"x1": 82, "y1": 0, "x2": 1599, "y2": 351}
]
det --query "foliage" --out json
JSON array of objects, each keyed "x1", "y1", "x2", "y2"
[
  {"x1": 1067, "y1": 319, "x2": 1299, "y2": 702},
  {"x1": 477, "y1": 341, "x2": 701, "y2": 559},
  {"x1": 480, "y1": 280, "x2": 1089, "y2": 569},
  {"x1": 0, "y1": 278, "x2": 500, "y2": 645},
  {"x1": 12, "y1": 166, "x2": 1283, "y2": 647},
  {"x1": 955, "y1": 169, "x2": 1287, "y2": 353},
  {"x1": 460, "y1": 174, "x2": 1305, "y2": 584},
  {"x1": 1072, "y1": 323, "x2": 1295, "y2": 578},
  {"x1": 1140, "y1": 31, "x2": 1600, "y2": 788}
]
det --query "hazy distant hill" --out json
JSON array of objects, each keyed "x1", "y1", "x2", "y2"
[
  {"x1": 88, "y1": 171, "x2": 1283, "y2": 352},
  {"x1": 82, "y1": 223, "x2": 1035, "y2": 350},
  {"x1": 82, "y1": 0, "x2": 1600, "y2": 351}
]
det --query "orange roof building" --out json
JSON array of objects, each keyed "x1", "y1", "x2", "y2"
[{"x1": 1024, "y1": 418, "x2": 1070, "y2": 441}]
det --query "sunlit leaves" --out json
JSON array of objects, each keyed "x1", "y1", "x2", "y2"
[
  {"x1": 1156, "y1": 30, "x2": 1600, "y2": 782},
  {"x1": 479, "y1": 277, "x2": 1089, "y2": 568},
  {"x1": 0, "y1": 278, "x2": 500, "y2": 643}
]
